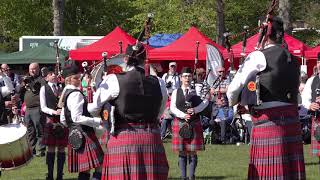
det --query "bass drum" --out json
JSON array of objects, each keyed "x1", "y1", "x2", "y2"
[
  {"x1": 0, "y1": 123, "x2": 33, "y2": 170},
  {"x1": 91, "y1": 54, "x2": 126, "y2": 89}
]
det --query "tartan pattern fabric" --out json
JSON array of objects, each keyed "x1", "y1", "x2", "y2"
[
  {"x1": 248, "y1": 105, "x2": 306, "y2": 180},
  {"x1": 101, "y1": 126, "x2": 169, "y2": 180},
  {"x1": 42, "y1": 117, "x2": 68, "y2": 147},
  {"x1": 172, "y1": 117, "x2": 205, "y2": 152},
  {"x1": 311, "y1": 116, "x2": 320, "y2": 156},
  {"x1": 67, "y1": 131, "x2": 104, "y2": 173}
]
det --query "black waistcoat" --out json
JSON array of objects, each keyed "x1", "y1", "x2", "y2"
[
  {"x1": 110, "y1": 68, "x2": 162, "y2": 125},
  {"x1": 175, "y1": 88, "x2": 202, "y2": 113},
  {"x1": 63, "y1": 89, "x2": 94, "y2": 133},
  {"x1": 311, "y1": 75, "x2": 320, "y2": 102},
  {"x1": 259, "y1": 45, "x2": 299, "y2": 104},
  {"x1": 44, "y1": 84, "x2": 59, "y2": 118}
]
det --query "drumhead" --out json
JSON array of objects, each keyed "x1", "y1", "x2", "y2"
[{"x1": 0, "y1": 124, "x2": 27, "y2": 144}]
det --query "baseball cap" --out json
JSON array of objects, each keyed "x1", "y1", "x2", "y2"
[{"x1": 169, "y1": 62, "x2": 177, "y2": 67}]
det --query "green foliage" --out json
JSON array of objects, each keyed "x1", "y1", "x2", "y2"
[{"x1": 126, "y1": 0, "x2": 216, "y2": 39}]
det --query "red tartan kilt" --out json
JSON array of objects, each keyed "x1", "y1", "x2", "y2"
[
  {"x1": 67, "y1": 131, "x2": 104, "y2": 173},
  {"x1": 311, "y1": 116, "x2": 320, "y2": 156},
  {"x1": 42, "y1": 117, "x2": 68, "y2": 147},
  {"x1": 248, "y1": 105, "x2": 305, "y2": 179},
  {"x1": 172, "y1": 117, "x2": 204, "y2": 152},
  {"x1": 102, "y1": 126, "x2": 169, "y2": 180}
]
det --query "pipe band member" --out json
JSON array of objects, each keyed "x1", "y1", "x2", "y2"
[
  {"x1": 88, "y1": 43, "x2": 169, "y2": 180},
  {"x1": 40, "y1": 67, "x2": 68, "y2": 180},
  {"x1": 170, "y1": 67, "x2": 209, "y2": 180},
  {"x1": 227, "y1": 16, "x2": 305, "y2": 179},
  {"x1": 302, "y1": 52, "x2": 320, "y2": 174},
  {"x1": 60, "y1": 63, "x2": 104, "y2": 180}
]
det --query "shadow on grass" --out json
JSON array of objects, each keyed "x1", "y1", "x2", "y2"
[
  {"x1": 305, "y1": 162, "x2": 319, "y2": 166},
  {"x1": 169, "y1": 176, "x2": 229, "y2": 180}
]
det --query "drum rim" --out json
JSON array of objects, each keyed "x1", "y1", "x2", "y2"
[{"x1": 0, "y1": 154, "x2": 33, "y2": 170}]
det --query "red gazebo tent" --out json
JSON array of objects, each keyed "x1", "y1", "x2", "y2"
[
  {"x1": 148, "y1": 26, "x2": 227, "y2": 61},
  {"x1": 305, "y1": 45, "x2": 320, "y2": 60},
  {"x1": 231, "y1": 33, "x2": 310, "y2": 58},
  {"x1": 69, "y1": 26, "x2": 136, "y2": 60},
  {"x1": 148, "y1": 26, "x2": 227, "y2": 71}
]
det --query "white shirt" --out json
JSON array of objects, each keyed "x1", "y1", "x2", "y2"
[
  {"x1": 60, "y1": 84, "x2": 101, "y2": 128},
  {"x1": 301, "y1": 76, "x2": 315, "y2": 110},
  {"x1": 162, "y1": 72, "x2": 180, "y2": 94},
  {"x1": 170, "y1": 86, "x2": 209, "y2": 119},
  {"x1": 40, "y1": 82, "x2": 58, "y2": 115},
  {"x1": 0, "y1": 75, "x2": 14, "y2": 98},
  {"x1": 88, "y1": 67, "x2": 168, "y2": 119},
  {"x1": 226, "y1": 50, "x2": 267, "y2": 106},
  {"x1": 227, "y1": 44, "x2": 293, "y2": 108}
]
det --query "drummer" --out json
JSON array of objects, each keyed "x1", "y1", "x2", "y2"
[
  {"x1": 39, "y1": 67, "x2": 67, "y2": 180},
  {"x1": 0, "y1": 69, "x2": 14, "y2": 125}
]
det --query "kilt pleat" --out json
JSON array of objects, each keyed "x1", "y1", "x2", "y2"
[
  {"x1": 172, "y1": 118, "x2": 204, "y2": 152},
  {"x1": 68, "y1": 131, "x2": 104, "y2": 173},
  {"x1": 311, "y1": 116, "x2": 320, "y2": 156},
  {"x1": 42, "y1": 117, "x2": 68, "y2": 147},
  {"x1": 248, "y1": 105, "x2": 306, "y2": 180},
  {"x1": 101, "y1": 126, "x2": 169, "y2": 180}
]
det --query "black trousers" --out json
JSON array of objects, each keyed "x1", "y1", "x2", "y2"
[{"x1": 25, "y1": 106, "x2": 46, "y2": 153}]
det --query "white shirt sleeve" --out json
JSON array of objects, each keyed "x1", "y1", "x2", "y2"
[
  {"x1": 227, "y1": 51, "x2": 267, "y2": 106},
  {"x1": 67, "y1": 91, "x2": 101, "y2": 127},
  {"x1": 40, "y1": 85, "x2": 55, "y2": 115},
  {"x1": 88, "y1": 74, "x2": 120, "y2": 114},
  {"x1": 60, "y1": 107, "x2": 66, "y2": 125},
  {"x1": 170, "y1": 89, "x2": 187, "y2": 119},
  {"x1": 301, "y1": 76, "x2": 314, "y2": 110},
  {"x1": 0, "y1": 76, "x2": 14, "y2": 97}
]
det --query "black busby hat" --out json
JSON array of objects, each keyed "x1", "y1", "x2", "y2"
[
  {"x1": 62, "y1": 63, "x2": 79, "y2": 78},
  {"x1": 125, "y1": 43, "x2": 146, "y2": 66},
  {"x1": 181, "y1": 67, "x2": 193, "y2": 74},
  {"x1": 47, "y1": 67, "x2": 55, "y2": 73},
  {"x1": 269, "y1": 16, "x2": 284, "y2": 43}
]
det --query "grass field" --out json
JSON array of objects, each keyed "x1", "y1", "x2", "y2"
[{"x1": 1, "y1": 143, "x2": 319, "y2": 180}]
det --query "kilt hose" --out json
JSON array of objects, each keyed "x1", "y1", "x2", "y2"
[
  {"x1": 101, "y1": 124, "x2": 169, "y2": 180},
  {"x1": 42, "y1": 116, "x2": 68, "y2": 147},
  {"x1": 311, "y1": 116, "x2": 320, "y2": 156},
  {"x1": 172, "y1": 118, "x2": 205, "y2": 152},
  {"x1": 248, "y1": 105, "x2": 306, "y2": 180},
  {"x1": 67, "y1": 131, "x2": 104, "y2": 173}
]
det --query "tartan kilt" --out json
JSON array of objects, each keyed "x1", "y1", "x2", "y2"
[
  {"x1": 311, "y1": 116, "x2": 320, "y2": 156},
  {"x1": 42, "y1": 116, "x2": 68, "y2": 147},
  {"x1": 248, "y1": 105, "x2": 306, "y2": 180},
  {"x1": 67, "y1": 131, "x2": 104, "y2": 173},
  {"x1": 101, "y1": 124, "x2": 169, "y2": 180},
  {"x1": 172, "y1": 117, "x2": 204, "y2": 152}
]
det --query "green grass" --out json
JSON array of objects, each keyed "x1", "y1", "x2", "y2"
[{"x1": 1, "y1": 143, "x2": 319, "y2": 180}]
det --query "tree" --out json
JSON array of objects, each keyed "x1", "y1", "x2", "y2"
[
  {"x1": 278, "y1": 0, "x2": 292, "y2": 33},
  {"x1": 52, "y1": 0, "x2": 65, "y2": 36},
  {"x1": 216, "y1": 0, "x2": 225, "y2": 45}
]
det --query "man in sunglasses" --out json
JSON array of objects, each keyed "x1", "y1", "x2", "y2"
[{"x1": 210, "y1": 66, "x2": 233, "y2": 144}]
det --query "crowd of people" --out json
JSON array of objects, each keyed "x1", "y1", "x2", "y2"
[{"x1": 0, "y1": 16, "x2": 319, "y2": 180}]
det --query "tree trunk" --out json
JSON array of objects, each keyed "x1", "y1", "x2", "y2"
[
  {"x1": 52, "y1": 0, "x2": 64, "y2": 36},
  {"x1": 216, "y1": 0, "x2": 225, "y2": 46},
  {"x1": 278, "y1": 0, "x2": 292, "y2": 34}
]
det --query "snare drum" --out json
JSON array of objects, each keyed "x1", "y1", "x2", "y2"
[{"x1": 0, "y1": 123, "x2": 33, "y2": 170}]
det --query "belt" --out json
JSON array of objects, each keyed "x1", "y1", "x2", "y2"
[{"x1": 118, "y1": 123, "x2": 158, "y2": 129}]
